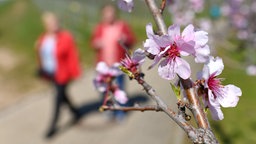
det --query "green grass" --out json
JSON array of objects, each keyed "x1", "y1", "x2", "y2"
[{"x1": 0, "y1": 0, "x2": 43, "y2": 92}]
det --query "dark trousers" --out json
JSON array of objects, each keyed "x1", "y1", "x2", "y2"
[{"x1": 48, "y1": 83, "x2": 78, "y2": 130}]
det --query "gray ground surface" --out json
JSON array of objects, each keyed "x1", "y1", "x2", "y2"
[{"x1": 0, "y1": 60, "x2": 193, "y2": 144}]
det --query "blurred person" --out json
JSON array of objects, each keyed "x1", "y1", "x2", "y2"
[
  {"x1": 35, "y1": 12, "x2": 81, "y2": 138},
  {"x1": 91, "y1": 4, "x2": 135, "y2": 121}
]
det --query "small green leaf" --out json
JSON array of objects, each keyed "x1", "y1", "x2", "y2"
[
  {"x1": 119, "y1": 66, "x2": 134, "y2": 78},
  {"x1": 204, "y1": 107, "x2": 208, "y2": 113},
  {"x1": 170, "y1": 83, "x2": 181, "y2": 100}
]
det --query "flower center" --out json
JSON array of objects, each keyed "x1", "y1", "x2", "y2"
[
  {"x1": 207, "y1": 75, "x2": 222, "y2": 98},
  {"x1": 165, "y1": 42, "x2": 180, "y2": 59},
  {"x1": 121, "y1": 56, "x2": 139, "y2": 73},
  {"x1": 128, "y1": 63, "x2": 138, "y2": 73}
]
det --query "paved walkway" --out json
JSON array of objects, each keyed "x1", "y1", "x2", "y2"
[{"x1": 0, "y1": 62, "x2": 189, "y2": 144}]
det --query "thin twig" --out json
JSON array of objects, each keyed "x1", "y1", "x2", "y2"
[
  {"x1": 180, "y1": 78, "x2": 210, "y2": 129},
  {"x1": 101, "y1": 105, "x2": 162, "y2": 112},
  {"x1": 160, "y1": 0, "x2": 167, "y2": 14},
  {"x1": 145, "y1": 0, "x2": 167, "y2": 35}
]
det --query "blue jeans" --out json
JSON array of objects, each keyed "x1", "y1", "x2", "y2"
[
  {"x1": 116, "y1": 74, "x2": 125, "y2": 91},
  {"x1": 101, "y1": 75, "x2": 127, "y2": 121},
  {"x1": 114, "y1": 75, "x2": 127, "y2": 121}
]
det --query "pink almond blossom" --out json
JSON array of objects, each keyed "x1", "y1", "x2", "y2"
[
  {"x1": 198, "y1": 57, "x2": 242, "y2": 120},
  {"x1": 144, "y1": 23, "x2": 210, "y2": 80},
  {"x1": 121, "y1": 48, "x2": 145, "y2": 73},
  {"x1": 117, "y1": 0, "x2": 134, "y2": 13},
  {"x1": 94, "y1": 62, "x2": 122, "y2": 92},
  {"x1": 94, "y1": 62, "x2": 128, "y2": 104},
  {"x1": 114, "y1": 89, "x2": 128, "y2": 104}
]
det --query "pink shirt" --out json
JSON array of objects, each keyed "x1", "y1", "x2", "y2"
[
  {"x1": 101, "y1": 23, "x2": 123, "y2": 66},
  {"x1": 91, "y1": 21, "x2": 136, "y2": 66}
]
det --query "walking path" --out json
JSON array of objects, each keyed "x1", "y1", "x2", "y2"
[{"x1": 0, "y1": 61, "x2": 192, "y2": 144}]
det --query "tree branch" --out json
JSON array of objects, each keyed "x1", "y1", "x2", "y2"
[
  {"x1": 135, "y1": 77, "x2": 198, "y2": 142},
  {"x1": 144, "y1": 0, "x2": 219, "y2": 143},
  {"x1": 180, "y1": 78, "x2": 210, "y2": 129},
  {"x1": 160, "y1": 0, "x2": 167, "y2": 14},
  {"x1": 101, "y1": 105, "x2": 162, "y2": 112},
  {"x1": 145, "y1": 0, "x2": 167, "y2": 35}
]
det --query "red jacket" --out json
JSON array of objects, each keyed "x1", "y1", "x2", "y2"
[
  {"x1": 91, "y1": 21, "x2": 136, "y2": 64},
  {"x1": 36, "y1": 30, "x2": 81, "y2": 84}
]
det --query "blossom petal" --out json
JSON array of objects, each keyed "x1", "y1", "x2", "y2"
[
  {"x1": 158, "y1": 59, "x2": 176, "y2": 80},
  {"x1": 208, "y1": 89, "x2": 220, "y2": 107},
  {"x1": 132, "y1": 48, "x2": 146, "y2": 65},
  {"x1": 146, "y1": 23, "x2": 154, "y2": 38},
  {"x1": 218, "y1": 85, "x2": 242, "y2": 108},
  {"x1": 175, "y1": 57, "x2": 191, "y2": 79},
  {"x1": 182, "y1": 24, "x2": 195, "y2": 42},
  {"x1": 195, "y1": 30, "x2": 208, "y2": 46},
  {"x1": 201, "y1": 64, "x2": 210, "y2": 82},
  {"x1": 118, "y1": 0, "x2": 134, "y2": 13},
  {"x1": 207, "y1": 90, "x2": 224, "y2": 120},
  {"x1": 114, "y1": 89, "x2": 128, "y2": 104},
  {"x1": 144, "y1": 39, "x2": 160, "y2": 55},
  {"x1": 168, "y1": 24, "x2": 180, "y2": 39},
  {"x1": 207, "y1": 56, "x2": 224, "y2": 76},
  {"x1": 148, "y1": 54, "x2": 162, "y2": 69},
  {"x1": 109, "y1": 64, "x2": 122, "y2": 76},
  {"x1": 93, "y1": 76, "x2": 107, "y2": 92},
  {"x1": 96, "y1": 62, "x2": 109, "y2": 74},
  {"x1": 178, "y1": 40, "x2": 196, "y2": 56},
  {"x1": 209, "y1": 104, "x2": 224, "y2": 120},
  {"x1": 153, "y1": 35, "x2": 171, "y2": 48},
  {"x1": 195, "y1": 45, "x2": 210, "y2": 63}
]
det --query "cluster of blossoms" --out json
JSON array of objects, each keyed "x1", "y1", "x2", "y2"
[
  {"x1": 167, "y1": 0, "x2": 205, "y2": 26},
  {"x1": 113, "y1": 0, "x2": 242, "y2": 121},
  {"x1": 221, "y1": 0, "x2": 256, "y2": 40},
  {"x1": 94, "y1": 62, "x2": 128, "y2": 105},
  {"x1": 118, "y1": 23, "x2": 241, "y2": 120},
  {"x1": 220, "y1": 0, "x2": 256, "y2": 74}
]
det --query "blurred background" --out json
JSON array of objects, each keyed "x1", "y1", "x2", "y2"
[{"x1": 0, "y1": 0, "x2": 255, "y2": 144}]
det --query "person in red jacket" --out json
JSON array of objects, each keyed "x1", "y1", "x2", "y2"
[
  {"x1": 91, "y1": 4, "x2": 136, "y2": 122},
  {"x1": 36, "y1": 12, "x2": 81, "y2": 138}
]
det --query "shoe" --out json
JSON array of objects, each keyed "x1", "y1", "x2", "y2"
[{"x1": 45, "y1": 128, "x2": 57, "y2": 139}]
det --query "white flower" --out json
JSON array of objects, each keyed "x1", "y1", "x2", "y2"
[
  {"x1": 198, "y1": 57, "x2": 242, "y2": 120},
  {"x1": 114, "y1": 89, "x2": 128, "y2": 104}
]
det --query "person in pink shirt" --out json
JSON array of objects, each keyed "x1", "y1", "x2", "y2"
[
  {"x1": 91, "y1": 5, "x2": 136, "y2": 67},
  {"x1": 91, "y1": 4, "x2": 136, "y2": 121}
]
